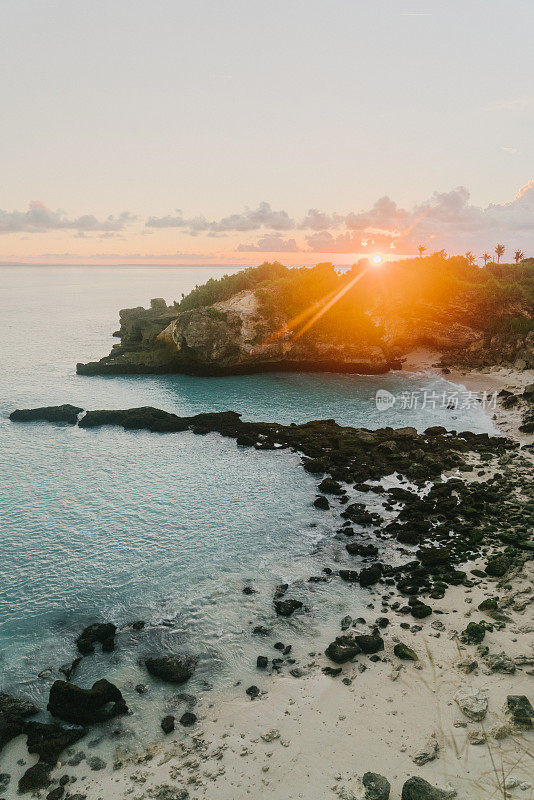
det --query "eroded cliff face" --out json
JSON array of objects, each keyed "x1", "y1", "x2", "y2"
[
  {"x1": 77, "y1": 290, "x2": 534, "y2": 377},
  {"x1": 77, "y1": 290, "x2": 395, "y2": 375}
]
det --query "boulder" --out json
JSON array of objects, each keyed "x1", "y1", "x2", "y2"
[
  {"x1": 180, "y1": 711, "x2": 197, "y2": 726},
  {"x1": 359, "y1": 565, "x2": 382, "y2": 587},
  {"x1": 339, "y1": 569, "x2": 359, "y2": 583},
  {"x1": 410, "y1": 603, "x2": 432, "y2": 619},
  {"x1": 318, "y1": 477, "x2": 344, "y2": 495},
  {"x1": 325, "y1": 636, "x2": 362, "y2": 664},
  {"x1": 18, "y1": 762, "x2": 52, "y2": 793},
  {"x1": 394, "y1": 643, "x2": 418, "y2": 661},
  {"x1": 454, "y1": 687, "x2": 488, "y2": 721},
  {"x1": 145, "y1": 656, "x2": 196, "y2": 684},
  {"x1": 460, "y1": 621, "x2": 486, "y2": 644},
  {"x1": 401, "y1": 776, "x2": 451, "y2": 800},
  {"x1": 362, "y1": 771, "x2": 391, "y2": 800},
  {"x1": 314, "y1": 495, "x2": 330, "y2": 510},
  {"x1": 354, "y1": 635, "x2": 384, "y2": 654},
  {"x1": 507, "y1": 695, "x2": 534, "y2": 726},
  {"x1": 485, "y1": 554, "x2": 511, "y2": 577},
  {"x1": 47, "y1": 679, "x2": 128, "y2": 724}
]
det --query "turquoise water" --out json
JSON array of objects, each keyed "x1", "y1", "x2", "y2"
[{"x1": 0, "y1": 266, "x2": 495, "y2": 751}]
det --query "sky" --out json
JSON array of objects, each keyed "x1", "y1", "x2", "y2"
[{"x1": 1, "y1": 0, "x2": 533, "y2": 265}]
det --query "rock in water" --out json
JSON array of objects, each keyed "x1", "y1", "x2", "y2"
[
  {"x1": 401, "y1": 776, "x2": 451, "y2": 800},
  {"x1": 47, "y1": 679, "x2": 128, "y2": 724},
  {"x1": 362, "y1": 771, "x2": 391, "y2": 799},
  {"x1": 314, "y1": 495, "x2": 330, "y2": 510},
  {"x1": 76, "y1": 622, "x2": 117, "y2": 654},
  {"x1": 274, "y1": 599, "x2": 303, "y2": 617},
  {"x1": 454, "y1": 687, "x2": 488, "y2": 721},
  {"x1": 161, "y1": 715, "x2": 175, "y2": 734},
  {"x1": 9, "y1": 404, "x2": 83, "y2": 424},
  {"x1": 144, "y1": 656, "x2": 196, "y2": 684},
  {"x1": 359, "y1": 565, "x2": 382, "y2": 587}
]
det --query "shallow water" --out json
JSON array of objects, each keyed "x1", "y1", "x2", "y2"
[{"x1": 0, "y1": 266, "x2": 495, "y2": 752}]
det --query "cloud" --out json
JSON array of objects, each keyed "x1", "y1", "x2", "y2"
[
  {"x1": 0, "y1": 201, "x2": 136, "y2": 234},
  {"x1": 236, "y1": 234, "x2": 300, "y2": 252},
  {"x1": 147, "y1": 202, "x2": 294, "y2": 233}
]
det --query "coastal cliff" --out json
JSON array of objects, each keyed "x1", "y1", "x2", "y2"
[{"x1": 77, "y1": 258, "x2": 534, "y2": 377}]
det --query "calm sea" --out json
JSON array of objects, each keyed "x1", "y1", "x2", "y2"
[{"x1": 0, "y1": 266, "x2": 495, "y2": 753}]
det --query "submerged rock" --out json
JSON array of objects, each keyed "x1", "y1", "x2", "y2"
[
  {"x1": 161, "y1": 715, "x2": 175, "y2": 734},
  {"x1": 274, "y1": 599, "x2": 303, "y2": 617},
  {"x1": 145, "y1": 656, "x2": 196, "y2": 684}
]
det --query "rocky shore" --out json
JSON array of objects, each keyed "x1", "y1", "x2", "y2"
[{"x1": 2, "y1": 397, "x2": 533, "y2": 798}]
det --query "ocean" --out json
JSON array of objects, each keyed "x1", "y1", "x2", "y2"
[{"x1": 0, "y1": 266, "x2": 496, "y2": 752}]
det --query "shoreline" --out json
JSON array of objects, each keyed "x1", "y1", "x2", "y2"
[{"x1": 1, "y1": 380, "x2": 533, "y2": 800}]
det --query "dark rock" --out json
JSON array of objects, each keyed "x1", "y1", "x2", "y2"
[
  {"x1": 18, "y1": 762, "x2": 52, "y2": 793},
  {"x1": 410, "y1": 603, "x2": 432, "y2": 619},
  {"x1": 10, "y1": 404, "x2": 83, "y2": 425},
  {"x1": 131, "y1": 620, "x2": 145, "y2": 630},
  {"x1": 325, "y1": 636, "x2": 362, "y2": 664},
  {"x1": 401, "y1": 776, "x2": 450, "y2": 799},
  {"x1": 314, "y1": 495, "x2": 330, "y2": 510},
  {"x1": 478, "y1": 597, "x2": 498, "y2": 611},
  {"x1": 359, "y1": 565, "x2": 382, "y2": 587},
  {"x1": 354, "y1": 635, "x2": 384, "y2": 654},
  {"x1": 273, "y1": 642, "x2": 285, "y2": 651},
  {"x1": 274, "y1": 599, "x2": 303, "y2": 617},
  {"x1": 135, "y1": 684, "x2": 148, "y2": 694},
  {"x1": 47, "y1": 679, "x2": 128, "y2": 724},
  {"x1": 47, "y1": 787, "x2": 65, "y2": 800},
  {"x1": 87, "y1": 756, "x2": 106, "y2": 770},
  {"x1": 256, "y1": 656, "x2": 268, "y2": 669},
  {"x1": 322, "y1": 666, "x2": 342, "y2": 677},
  {"x1": 318, "y1": 477, "x2": 344, "y2": 494},
  {"x1": 59, "y1": 657, "x2": 82, "y2": 681},
  {"x1": 24, "y1": 720, "x2": 86, "y2": 765},
  {"x1": 507, "y1": 695, "x2": 534, "y2": 726},
  {"x1": 485, "y1": 554, "x2": 511, "y2": 577},
  {"x1": 161, "y1": 715, "x2": 175, "y2": 734},
  {"x1": 252, "y1": 625, "x2": 270, "y2": 635},
  {"x1": 242, "y1": 586, "x2": 257, "y2": 595},
  {"x1": 362, "y1": 771, "x2": 391, "y2": 799},
  {"x1": 144, "y1": 655, "x2": 196, "y2": 683},
  {"x1": 245, "y1": 686, "x2": 260, "y2": 699},
  {"x1": 339, "y1": 569, "x2": 359, "y2": 583},
  {"x1": 346, "y1": 542, "x2": 379, "y2": 557},
  {"x1": 0, "y1": 773, "x2": 10, "y2": 792},
  {"x1": 376, "y1": 617, "x2": 389, "y2": 628},
  {"x1": 76, "y1": 623, "x2": 117, "y2": 655},
  {"x1": 394, "y1": 643, "x2": 418, "y2": 661},
  {"x1": 460, "y1": 622, "x2": 486, "y2": 644},
  {"x1": 179, "y1": 711, "x2": 197, "y2": 726}
]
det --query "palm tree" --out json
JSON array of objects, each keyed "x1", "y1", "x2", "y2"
[
  {"x1": 514, "y1": 249, "x2": 525, "y2": 263},
  {"x1": 465, "y1": 251, "x2": 476, "y2": 266},
  {"x1": 418, "y1": 244, "x2": 426, "y2": 257},
  {"x1": 480, "y1": 252, "x2": 491, "y2": 265},
  {"x1": 495, "y1": 243, "x2": 505, "y2": 264}
]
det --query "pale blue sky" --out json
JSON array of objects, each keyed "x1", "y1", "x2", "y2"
[{"x1": 1, "y1": 0, "x2": 533, "y2": 262}]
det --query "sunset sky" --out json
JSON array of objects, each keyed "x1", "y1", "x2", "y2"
[{"x1": 1, "y1": 0, "x2": 533, "y2": 265}]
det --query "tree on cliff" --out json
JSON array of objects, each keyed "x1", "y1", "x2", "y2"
[
  {"x1": 480, "y1": 252, "x2": 491, "y2": 265},
  {"x1": 418, "y1": 244, "x2": 426, "y2": 257},
  {"x1": 495, "y1": 243, "x2": 505, "y2": 264},
  {"x1": 514, "y1": 249, "x2": 525, "y2": 263},
  {"x1": 465, "y1": 251, "x2": 476, "y2": 266}
]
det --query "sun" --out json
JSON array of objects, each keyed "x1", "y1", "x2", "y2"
[{"x1": 371, "y1": 254, "x2": 383, "y2": 264}]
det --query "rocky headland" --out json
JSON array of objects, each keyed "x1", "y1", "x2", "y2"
[{"x1": 76, "y1": 257, "x2": 534, "y2": 377}]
